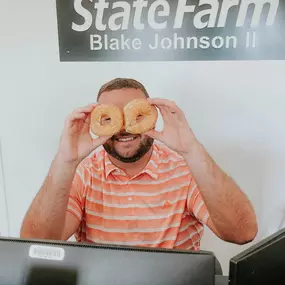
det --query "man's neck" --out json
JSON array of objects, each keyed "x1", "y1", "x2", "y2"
[{"x1": 108, "y1": 147, "x2": 153, "y2": 177}]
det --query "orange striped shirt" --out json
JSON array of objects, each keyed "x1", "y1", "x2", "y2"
[{"x1": 67, "y1": 142, "x2": 210, "y2": 250}]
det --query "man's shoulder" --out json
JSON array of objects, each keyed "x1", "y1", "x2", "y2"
[
  {"x1": 78, "y1": 147, "x2": 105, "y2": 173},
  {"x1": 154, "y1": 142, "x2": 188, "y2": 166},
  {"x1": 153, "y1": 142, "x2": 192, "y2": 183}
]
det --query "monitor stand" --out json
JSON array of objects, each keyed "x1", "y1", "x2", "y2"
[{"x1": 215, "y1": 275, "x2": 229, "y2": 285}]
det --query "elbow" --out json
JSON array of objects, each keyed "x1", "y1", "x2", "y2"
[
  {"x1": 20, "y1": 222, "x2": 46, "y2": 240},
  {"x1": 20, "y1": 223, "x2": 63, "y2": 241},
  {"x1": 219, "y1": 220, "x2": 258, "y2": 245},
  {"x1": 229, "y1": 207, "x2": 259, "y2": 245},
  {"x1": 20, "y1": 224, "x2": 35, "y2": 240},
  {"x1": 20, "y1": 217, "x2": 35, "y2": 239},
  {"x1": 237, "y1": 214, "x2": 259, "y2": 245},
  {"x1": 20, "y1": 223, "x2": 29, "y2": 239},
  {"x1": 233, "y1": 233, "x2": 257, "y2": 245},
  {"x1": 230, "y1": 222, "x2": 258, "y2": 245},
  {"x1": 238, "y1": 224, "x2": 258, "y2": 245},
  {"x1": 20, "y1": 232, "x2": 33, "y2": 239}
]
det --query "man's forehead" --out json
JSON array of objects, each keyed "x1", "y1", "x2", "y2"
[{"x1": 98, "y1": 88, "x2": 147, "y2": 108}]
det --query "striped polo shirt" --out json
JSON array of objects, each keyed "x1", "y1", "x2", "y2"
[{"x1": 67, "y1": 142, "x2": 210, "y2": 250}]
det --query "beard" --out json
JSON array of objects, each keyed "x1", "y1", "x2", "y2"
[{"x1": 103, "y1": 133, "x2": 154, "y2": 163}]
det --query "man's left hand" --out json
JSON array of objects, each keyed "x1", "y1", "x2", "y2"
[{"x1": 145, "y1": 98, "x2": 196, "y2": 156}]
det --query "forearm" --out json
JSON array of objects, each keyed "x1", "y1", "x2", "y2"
[
  {"x1": 20, "y1": 154, "x2": 77, "y2": 240},
  {"x1": 183, "y1": 140, "x2": 258, "y2": 244}
]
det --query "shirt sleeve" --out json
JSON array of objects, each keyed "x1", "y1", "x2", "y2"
[
  {"x1": 67, "y1": 163, "x2": 87, "y2": 222},
  {"x1": 187, "y1": 176, "x2": 210, "y2": 226}
]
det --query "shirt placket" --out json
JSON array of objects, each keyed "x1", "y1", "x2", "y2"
[
  {"x1": 125, "y1": 180, "x2": 134, "y2": 216},
  {"x1": 125, "y1": 179, "x2": 139, "y2": 237}
]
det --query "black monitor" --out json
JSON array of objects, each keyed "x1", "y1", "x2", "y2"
[
  {"x1": 229, "y1": 228, "x2": 285, "y2": 285},
  {"x1": 0, "y1": 237, "x2": 216, "y2": 285}
]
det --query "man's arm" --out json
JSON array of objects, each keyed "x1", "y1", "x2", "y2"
[
  {"x1": 20, "y1": 104, "x2": 110, "y2": 240},
  {"x1": 184, "y1": 140, "x2": 258, "y2": 245},
  {"x1": 20, "y1": 154, "x2": 80, "y2": 240},
  {"x1": 135, "y1": 97, "x2": 258, "y2": 245}
]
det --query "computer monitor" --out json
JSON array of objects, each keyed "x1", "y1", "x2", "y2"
[
  {"x1": 0, "y1": 237, "x2": 216, "y2": 285},
  {"x1": 229, "y1": 227, "x2": 285, "y2": 285}
]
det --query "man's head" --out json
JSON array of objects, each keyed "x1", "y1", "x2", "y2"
[{"x1": 97, "y1": 78, "x2": 154, "y2": 163}]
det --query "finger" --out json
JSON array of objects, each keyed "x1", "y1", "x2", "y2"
[
  {"x1": 85, "y1": 135, "x2": 111, "y2": 156},
  {"x1": 92, "y1": 135, "x2": 112, "y2": 148},
  {"x1": 74, "y1": 103, "x2": 98, "y2": 115},
  {"x1": 88, "y1": 102, "x2": 98, "y2": 107},
  {"x1": 147, "y1": 98, "x2": 177, "y2": 109},
  {"x1": 148, "y1": 98, "x2": 184, "y2": 118},
  {"x1": 144, "y1": 129, "x2": 162, "y2": 141},
  {"x1": 69, "y1": 104, "x2": 99, "y2": 124},
  {"x1": 84, "y1": 113, "x2": 91, "y2": 124},
  {"x1": 153, "y1": 104, "x2": 168, "y2": 120},
  {"x1": 82, "y1": 113, "x2": 92, "y2": 132},
  {"x1": 158, "y1": 106, "x2": 172, "y2": 124},
  {"x1": 160, "y1": 104, "x2": 187, "y2": 123},
  {"x1": 157, "y1": 104, "x2": 183, "y2": 127},
  {"x1": 66, "y1": 106, "x2": 95, "y2": 128},
  {"x1": 70, "y1": 112, "x2": 87, "y2": 121},
  {"x1": 65, "y1": 113, "x2": 87, "y2": 129}
]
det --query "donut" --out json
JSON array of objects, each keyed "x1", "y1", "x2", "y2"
[
  {"x1": 124, "y1": 99, "x2": 158, "y2": 134},
  {"x1": 90, "y1": 104, "x2": 123, "y2": 136}
]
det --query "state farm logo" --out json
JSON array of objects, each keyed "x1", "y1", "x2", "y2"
[
  {"x1": 71, "y1": 0, "x2": 278, "y2": 51},
  {"x1": 55, "y1": 0, "x2": 283, "y2": 61},
  {"x1": 72, "y1": 0, "x2": 279, "y2": 32}
]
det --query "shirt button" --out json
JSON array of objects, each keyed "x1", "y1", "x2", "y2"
[{"x1": 128, "y1": 197, "x2": 132, "y2": 202}]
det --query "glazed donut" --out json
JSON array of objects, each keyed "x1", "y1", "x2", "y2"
[
  {"x1": 90, "y1": 104, "x2": 123, "y2": 136},
  {"x1": 124, "y1": 99, "x2": 158, "y2": 134}
]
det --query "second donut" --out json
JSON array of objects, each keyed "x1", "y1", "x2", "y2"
[{"x1": 124, "y1": 99, "x2": 158, "y2": 134}]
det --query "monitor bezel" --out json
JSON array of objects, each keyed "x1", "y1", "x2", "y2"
[{"x1": 0, "y1": 236, "x2": 214, "y2": 256}]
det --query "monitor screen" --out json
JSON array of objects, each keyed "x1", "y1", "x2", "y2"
[
  {"x1": 229, "y1": 228, "x2": 285, "y2": 285},
  {"x1": 0, "y1": 237, "x2": 215, "y2": 285}
]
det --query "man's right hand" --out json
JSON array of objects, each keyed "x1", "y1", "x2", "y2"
[{"x1": 56, "y1": 104, "x2": 111, "y2": 166}]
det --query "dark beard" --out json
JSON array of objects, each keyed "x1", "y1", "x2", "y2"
[{"x1": 103, "y1": 135, "x2": 154, "y2": 163}]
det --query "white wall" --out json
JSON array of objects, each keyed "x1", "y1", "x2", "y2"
[
  {"x1": 1, "y1": 0, "x2": 285, "y2": 275},
  {"x1": 0, "y1": 139, "x2": 9, "y2": 237}
]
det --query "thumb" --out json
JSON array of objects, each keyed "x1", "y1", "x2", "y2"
[
  {"x1": 81, "y1": 135, "x2": 111, "y2": 162},
  {"x1": 88, "y1": 136, "x2": 111, "y2": 154},
  {"x1": 93, "y1": 135, "x2": 111, "y2": 148},
  {"x1": 144, "y1": 129, "x2": 162, "y2": 141}
]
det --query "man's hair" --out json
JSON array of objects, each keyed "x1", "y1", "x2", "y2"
[{"x1": 97, "y1": 78, "x2": 150, "y2": 101}]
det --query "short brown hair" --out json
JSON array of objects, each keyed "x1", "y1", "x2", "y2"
[{"x1": 97, "y1": 78, "x2": 149, "y2": 101}]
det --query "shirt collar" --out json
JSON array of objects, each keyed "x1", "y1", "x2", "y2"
[
  {"x1": 105, "y1": 152, "x2": 119, "y2": 178},
  {"x1": 104, "y1": 145, "x2": 159, "y2": 180}
]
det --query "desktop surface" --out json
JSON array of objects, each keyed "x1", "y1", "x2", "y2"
[{"x1": 0, "y1": 237, "x2": 216, "y2": 285}]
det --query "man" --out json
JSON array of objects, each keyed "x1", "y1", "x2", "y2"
[{"x1": 21, "y1": 78, "x2": 258, "y2": 250}]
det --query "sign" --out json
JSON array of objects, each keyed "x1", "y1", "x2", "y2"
[{"x1": 56, "y1": 0, "x2": 285, "y2": 62}]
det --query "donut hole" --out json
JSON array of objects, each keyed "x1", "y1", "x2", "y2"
[
  {"x1": 100, "y1": 115, "x2": 112, "y2": 126},
  {"x1": 136, "y1": 114, "x2": 145, "y2": 122}
]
